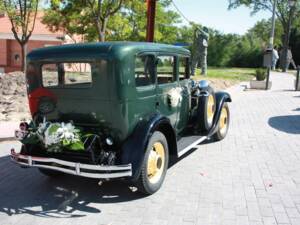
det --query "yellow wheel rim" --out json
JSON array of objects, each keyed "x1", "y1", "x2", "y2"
[
  {"x1": 147, "y1": 142, "x2": 165, "y2": 184},
  {"x1": 219, "y1": 106, "x2": 228, "y2": 135},
  {"x1": 207, "y1": 95, "x2": 215, "y2": 125}
]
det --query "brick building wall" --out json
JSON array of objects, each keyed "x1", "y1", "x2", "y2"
[
  {"x1": 0, "y1": 12, "x2": 65, "y2": 73},
  {"x1": 0, "y1": 39, "x2": 62, "y2": 73}
]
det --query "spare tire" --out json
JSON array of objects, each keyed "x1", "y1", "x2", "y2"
[{"x1": 196, "y1": 86, "x2": 216, "y2": 132}]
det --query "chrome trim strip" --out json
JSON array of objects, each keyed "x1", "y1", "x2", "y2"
[
  {"x1": 11, "y1": 151, "x2": 132, "y2": 179},
  {"x1": 13, "y1": 153, "x2": 130, "y2": 171},
  {"x1": 177, "y1": 136, "x2": 207, "y2": 157}
]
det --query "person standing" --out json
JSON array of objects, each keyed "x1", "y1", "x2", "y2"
[
  {"x1": 272, "y1": 47, "x2": 279, "y2": 70},
  {"x1": 191, "y1": 26, "x2": 209, "y2": 75},
  {"x1": 287, "y1": 47, "x2": 297, "y2": 70}
]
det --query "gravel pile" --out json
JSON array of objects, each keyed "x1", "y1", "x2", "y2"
[{"x1": 0, "y1": 72, "x2": 31, "y2": 121}]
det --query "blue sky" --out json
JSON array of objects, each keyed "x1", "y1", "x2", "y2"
[{"x1": 169, "y1": 0, "x2": 271, "y2": 34}]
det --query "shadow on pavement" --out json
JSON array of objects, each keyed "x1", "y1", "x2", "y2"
[
  {"x1": 268, "y1": 115, "x2": 300, "y2": 134},
  {"x1": 0, "y1": 148, "x2": 196, "y2": 218},
  {"x1": 0, "y1": 155, "x2": 144, "y2": 218}
]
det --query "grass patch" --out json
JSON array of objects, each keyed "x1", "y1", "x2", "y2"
[{"x1": 195, "y1": 67, "x2": 256, "y2": 81}]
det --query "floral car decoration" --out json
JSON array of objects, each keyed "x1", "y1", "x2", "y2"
[{"x1": 15, "y1": 119, "x2": 85, "y2": 152}]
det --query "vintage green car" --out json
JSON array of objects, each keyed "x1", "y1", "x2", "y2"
[{"x1": 11, "y1": 42, "x2": 231, "y2": 194}]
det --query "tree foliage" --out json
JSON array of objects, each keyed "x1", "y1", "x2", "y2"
[
  {"x1": 43, "y1": 0, "x2": 181, "y2": 43},
  {"x1": 43, "y1": 0, "x2": 124, "y2": 42},
  {"x1": 228, "y1": 0, "x2": 300, "y2": 71},
  {"x1": 247, "y1": 18, "x2": 283, "y2": 47}
]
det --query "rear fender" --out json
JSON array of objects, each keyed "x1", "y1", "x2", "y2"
[
  {"x1": 208, "y1": 92, "x2": 232, "y2": 136},
  {"x1": 120, "y1": 114, "x2": 176, "y2": 181}
]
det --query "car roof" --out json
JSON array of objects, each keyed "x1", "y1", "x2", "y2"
[{"x1": 27, "y1": 42, "x2": 191, "y2": 61}]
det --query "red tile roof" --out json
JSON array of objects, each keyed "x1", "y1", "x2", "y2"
[{"x1": 0, "y1": 12, "x2": 64, "y2": 36}]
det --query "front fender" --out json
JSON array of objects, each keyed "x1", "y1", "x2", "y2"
[
  {"x1": 120, "y1": 114, "x2": 173, "y2": 181},
  {"x1": 208, "y1": 91, "x2": 232, "y2": 136}
]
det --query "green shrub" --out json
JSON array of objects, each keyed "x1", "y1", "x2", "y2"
[{"x1": 255, "y1": 68, "x2": 266, "y2": 81}]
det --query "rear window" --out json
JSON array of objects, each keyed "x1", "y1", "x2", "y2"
[{"x1": 42, "y1": 62, "x2": 92, "y2": 88}]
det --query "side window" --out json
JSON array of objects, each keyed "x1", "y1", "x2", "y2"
[
  {"x1": 156, "y1": 56, "x2": 175, "y2": 84},
  {"x1": 135, "y1": 55, "x2": 155, "y2": 87},
  {"x1": 179, "y1": 57, "x2": 190, "y2": 80}
]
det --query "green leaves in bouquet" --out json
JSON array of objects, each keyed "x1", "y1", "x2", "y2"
[
  {"x1": 48, "y1": 124, "x2": 60, "y2": 135},
  {"x1": 21, "y1": 133, "x2": 40, "y2": 145},
  {"x1": 62, "y1": 138, "x2": 85, "y2": 151},
  {"x1": 69, "y1": 141, "x2": 85, "y2": 151}
]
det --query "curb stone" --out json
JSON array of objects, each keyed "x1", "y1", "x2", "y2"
[{"x1": 0, "y1": 137, "x2": 16, "y2": 142}]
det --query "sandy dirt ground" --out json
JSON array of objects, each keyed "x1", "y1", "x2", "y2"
[
  {"x1": 205, "y1": 78, "x2": 238, "y2": 91},
  {"x1": 0, "y1": 72, "x2": 31, "y2": 122},
  {"x1": 0, "y1": 72, "x2": 237, "y2": 122}
]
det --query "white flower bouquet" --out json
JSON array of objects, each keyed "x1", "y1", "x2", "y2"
[
  {"x1": 167, "y1": 87, "x2": 182, "y2": 108},
  {"x1": 16, "y1": 119, "x2": 85, "y2": 152}
]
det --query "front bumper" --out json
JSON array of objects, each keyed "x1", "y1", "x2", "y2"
[{"x1": 10, "y1": 149, "x2": 132, "y2": 179}]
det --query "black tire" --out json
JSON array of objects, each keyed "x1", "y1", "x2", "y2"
[
  {"x1": 39, "y1": 168, "x2": 64, "y2": 177},
  {"x1": 213, "y1": 103, "x2": 230, "y2": 141},
  {"x1": 196, "y1": 86, "x2": 216, "y2": 132},
  {"x1": 136, "y1": 131, "x2": 169, "y2": 195}
]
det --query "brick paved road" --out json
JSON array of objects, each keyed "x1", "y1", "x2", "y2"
[{"x1": 1, "y1": 72, "x2": 300, "y2": 225}]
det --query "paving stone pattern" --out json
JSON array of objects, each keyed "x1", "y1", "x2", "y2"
[{"x1": 0, "y1": 72, "x2": 300, "y2": 225}]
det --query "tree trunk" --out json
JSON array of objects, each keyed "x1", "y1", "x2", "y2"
[
  {"x1": 100, "y1": 18, "x2": 108, "y2": 42},
  {"x1": 96, "y1": 20, "x2": 102, "y2": 42},
  {"x1": 20, "y1": 42, "x2": 25, "y2": 72},
  {"x1": 282, "y1": 24, "x2": 291, "y2": 72},
  {"x1": 282, "y1": 7, "x2": 295, "y2": 72},
  {"x1": 95, "y1": 17, "x2": 108, "y2": 42}
]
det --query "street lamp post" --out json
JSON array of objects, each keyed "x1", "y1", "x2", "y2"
[
  {"x1": 269, "y1": 0, "x2": 276, "y2": 49},
  {"x1": 266, "y1": 0, "x2": 276, "y2": 90}
]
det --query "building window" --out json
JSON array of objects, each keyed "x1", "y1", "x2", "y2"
[{"x1": 14, "y1": 54, "x2": 20, "y2": 62}]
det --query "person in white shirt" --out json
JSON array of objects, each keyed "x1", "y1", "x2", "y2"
[{"x1": 272, "y1": 47, "x2": 279, "y2": 70}]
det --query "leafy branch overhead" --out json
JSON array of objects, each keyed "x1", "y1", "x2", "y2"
[
  {"x1": 42, "y1": 0, "x2": 182, "y2": 43},
  {"x1": 85, "y1": 0, "x2": 124, "y2": 42},
  {"x1": 44, "y1": 0, "x2": 124, "y2": 42},
  {"x1": 228, "y1": 0, "x2": 300, "y2": 28},
  {"x1": 228, "y1": 0, "x2": 300, "y2": 71}
]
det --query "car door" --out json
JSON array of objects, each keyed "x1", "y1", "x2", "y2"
[
  {"x1": 155, "y1": 54, "x2": 179, "y2": 127},
  {"x1": 134, "y1": 53, "x2": 157, "y2": 120},
  {"x1": 176, "y1": 56, "x2": 191, "y2": 133}
]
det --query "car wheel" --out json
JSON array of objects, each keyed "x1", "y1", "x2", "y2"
[
  {"x1": 197, "y1": 86, "x2": 216, "y2": 132},
  {"x1": 39, "y1": 168, "x2": 64, "y2": 177},
  {"x1": 136, "y1": 131, "x2": 169, "y2": 195},
  {"x1": 213, "y1": 103, "x2": 230, "y2": 141}
]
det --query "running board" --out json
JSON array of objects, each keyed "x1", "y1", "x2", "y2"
[{"x1": 177, "y1": 135, "x2": 207, "y2": 157}]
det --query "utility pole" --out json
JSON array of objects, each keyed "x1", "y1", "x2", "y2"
[
  {"x1": 266, "y1": 0, "x2": 276, "y2": 90},
  {"x1": 269, "y1": 0, "x2": 276, "y2": 49},
  {"x1": 146, "y1": 0, "x2": 156, "y2": 42}
]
